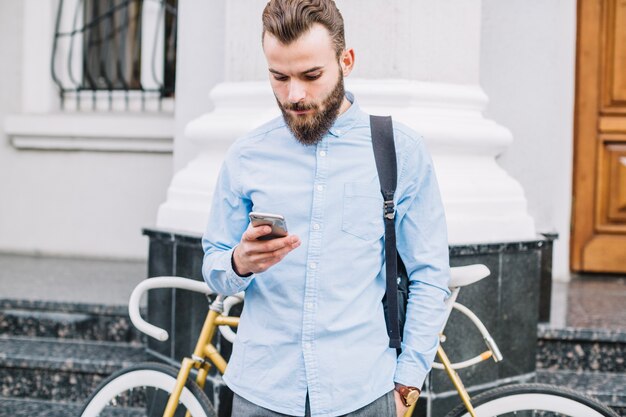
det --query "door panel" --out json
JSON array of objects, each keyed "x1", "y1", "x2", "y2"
[
  {"x1": 583, "y1": 235, "x2": 626, "y2": 271},
  {"x1": 605, "y1": 143, "x2": 626, "y2": 222},
  {"x1": 572, "y1": 0, "x2": 626, "y2": 273},
  {"x1": 596, "y1": 138, "x2": 626, "y2": 230},
  {"x1": 606, "y1": 0, "x2": 626, "y2": 105}
]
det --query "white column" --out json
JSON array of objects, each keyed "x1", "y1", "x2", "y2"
[
  {"x1": 158, "y1": 0, "x2": 536, "y2": 244},
  {"x1": 22, "y1": 0, "x2": 58, "y2": 113},
  {"x1": 140, "y1": 1, "x2": 164, "y2": 93}
]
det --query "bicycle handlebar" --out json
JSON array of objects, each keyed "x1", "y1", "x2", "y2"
[
  {"x1": 129, "y1": 265, "x2": 495, "y2": 360},
  {"x1": 128, "y1": 276, "x2": 214, "y2": 341}
]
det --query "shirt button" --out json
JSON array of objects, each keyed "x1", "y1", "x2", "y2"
[
  {"x1": 309, "y1": 262, "x2": 317, "y2": 270},
  {"x1": 336, "y1": 129, "x2": 342, "y2": 135},
  {"x1": 305, "y1": 302, "x2": 314, "y2": 310},
  {"x1": 303, "y1": 342, "x2": 312, "y2": 350},
  {"x1": 316, "y1": 185, "x2": 324, "y2": 192},
  {"x1": 319, "y1": 150, "x2": 327, "y2": 157},
  {"x1": 312, "y1": 223, "x2": 320, "y2": 230}
]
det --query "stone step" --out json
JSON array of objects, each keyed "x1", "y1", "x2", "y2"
[
  {"x1": 0, "y1": 336, "x2": 148, "y2": 402},
  {"x1": 537, "y1": 324, "x2": 625, "y2": 373},
  {"x1": 0, "y1": 396, "x2": 82, "y2": 417},
  {"x1": 0, "y1": 299, "x2": 144, "y2": 344},
  {"x1": 536, "y1": 369, "x2": 626, "y2": 415}
]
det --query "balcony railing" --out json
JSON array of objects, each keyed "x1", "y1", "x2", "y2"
[{"x1": 51, "y1": 0, "x2": 177, "y2": 112}]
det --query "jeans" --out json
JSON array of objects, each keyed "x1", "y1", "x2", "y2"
[{"x1": 231, "y1": 390, "x2": 396, "y2": 417}]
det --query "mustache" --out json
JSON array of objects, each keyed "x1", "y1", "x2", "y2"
[{"x1": 282, "y1": 101, "x2": 317, "y2": 112}]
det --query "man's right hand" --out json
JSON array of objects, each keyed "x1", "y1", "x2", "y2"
[{"x1": 232, "y1": 224, "x2": 301, "y2": 276}]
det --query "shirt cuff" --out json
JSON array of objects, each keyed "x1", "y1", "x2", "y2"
[
  {"x1": 394, "y1": 361, "x2": 429, "y2": 390},
  {"x1": 231, "y1": 250, "x2": 253, "y2": 277},
  {"x1": 222, "y1": 248, "x2": 255, "y2": 291}
]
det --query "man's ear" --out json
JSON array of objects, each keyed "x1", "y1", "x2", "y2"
[{"x1": 340, "y1": 48, "x2": 355, "y2": 77}]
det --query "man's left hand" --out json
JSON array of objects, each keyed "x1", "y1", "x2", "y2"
[{"x1": 393, "y1": 390, "x2": 410, "y2": 417}]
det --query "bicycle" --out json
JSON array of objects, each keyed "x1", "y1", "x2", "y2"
[{"x1": 79, "y1": 264, "x2": 620, "y2": 417}]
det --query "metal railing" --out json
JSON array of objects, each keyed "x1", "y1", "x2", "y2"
[{"x1": 51, "y1": 0, "x2": 177, "y2": 111}]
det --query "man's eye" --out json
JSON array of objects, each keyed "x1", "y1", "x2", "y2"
[
  {"x1": 305, "y1": 74, "x2": 321, "y2": 80},
  {"x1": 273, "y1": 75, "x2": 288, "y2": 82}
]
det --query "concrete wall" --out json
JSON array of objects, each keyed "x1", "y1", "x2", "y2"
[
  {"x1": 0, "y1": 149, "x2": 172, "y2": 259},
  {"x1": 219, "y1": 0, "x2": 481, "y2": 83},
  {"x1": 340, "y1": 0, "x2": 481, "y2": 83},
  {"x1": 0, "y1": 1, "x2": 26, "y2": 253},
  {"x1": 173, "y1": 0, "x2": 485, "y2": 172},
  {"x1": 480, "y1": 0, "x2": 577, "y2": 280},
  {"x1": 173, "y1": 0, "x2": 226, "y2": 171},
  {"x1": 0, "y1": 2, "x2": 173, "y2": 260},
  {"x1": 2, "y1": 0, "x2": 579, "y2": 268},
  {"x1": 0, "y1": 1, "x2": 23, "y2": 126}
]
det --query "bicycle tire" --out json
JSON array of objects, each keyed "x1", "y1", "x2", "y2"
[
  {"x1": 445, "y1": 383, "x2": 619, "y2": 417},
  {"x1": 79, "y1": 362, "x2": 217, "y2": 417}
]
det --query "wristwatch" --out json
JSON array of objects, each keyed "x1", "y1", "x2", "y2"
[{"x1": 395, "y1": 384, "x2": 421, "y2": 407}]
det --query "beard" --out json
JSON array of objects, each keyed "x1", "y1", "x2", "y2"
[{"x1": 276, "y1": 73, "x2": 345, "y2": 146}]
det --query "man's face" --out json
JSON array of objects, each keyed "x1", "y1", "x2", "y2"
[{"x1": 263, "y1": 24, "x2": 350, "y2": 145}]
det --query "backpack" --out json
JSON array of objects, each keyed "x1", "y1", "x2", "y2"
[{"x1": 370, "y1": 115, "x2": 409, "y2": 352}]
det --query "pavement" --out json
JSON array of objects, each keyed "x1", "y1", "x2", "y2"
[
  {"x1": 564, "y1": 273, "x2": 626, "y2": 330},
  {"x1": 0, "y1": 252, "x2": 146, "y2": 306}
]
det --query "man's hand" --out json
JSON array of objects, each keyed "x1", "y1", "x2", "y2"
[
  {"x1": 393, "y1": 390, "x2": 410, "y2": 417},
  {"x1": 232, "y1": 224, "x2": 301, "y2": 276}
]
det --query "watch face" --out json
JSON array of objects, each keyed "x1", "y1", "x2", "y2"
[{"x1": 406, "y1": 389, "x2": 420, "y2": 405}]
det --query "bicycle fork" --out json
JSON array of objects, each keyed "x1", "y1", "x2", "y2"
[
  {"x1": 437, "y1": 346, "x2": 477, "y2": 417},
  {"x1": 163, "y1": 357, "x2": 197, "y2": 417},
  {"x1": 162, "y1": 296, "x2": 232, "y2": 417}
]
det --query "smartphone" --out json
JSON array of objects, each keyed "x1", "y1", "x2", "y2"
[{"x1": 249, "y1": 212, "x2": 289, "y2": 240}]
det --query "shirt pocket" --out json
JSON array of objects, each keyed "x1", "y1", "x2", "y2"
[{"x1": 342, "y1": 182, "x2": 385, "y2": 241}]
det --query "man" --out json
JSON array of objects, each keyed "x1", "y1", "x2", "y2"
[{"x1": 202, "y1": 1, "x2": 450, "y2": 416}]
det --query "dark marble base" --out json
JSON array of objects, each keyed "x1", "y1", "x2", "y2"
[
  {"x1": 144, "y1": 228, "x2": 552, "y2": 417},
  {"x1": 0, "y1": 397, "x2": 82, "y2": 417},
  {"x1": 537, "y1": 369, "x2": 626, "y2": 411},
  {"x1": 0, "y1": 367, "x2": 108, "y2": 404},
  {"x1": 0, "y1": 299, "x2": 144, "y2": 344},
  {"x1": 0, "y1": 336, "x2": 147, "y2": 401},
  {"x1": 537, "y1": 325, "x2": 625, "y2": 373},
  {"x1": 536, "y1": 326, "x2": 625, "y2": 413}
]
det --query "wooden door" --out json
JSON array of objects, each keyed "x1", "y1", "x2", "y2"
[{"x1": 572, "y1": 0, "x2": 626, "y2": 273}]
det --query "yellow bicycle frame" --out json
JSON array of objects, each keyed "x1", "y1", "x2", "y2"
[
  {"x1": 159, "y1": 304, "x2": 479, "y2": 417},
  {"x1": 162, "y1": 306, "x2": 237, "y2": 417}
]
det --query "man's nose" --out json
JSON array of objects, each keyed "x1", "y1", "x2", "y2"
[{"x1": 288, "y1": 80, "x2": 306, "y2": 103}]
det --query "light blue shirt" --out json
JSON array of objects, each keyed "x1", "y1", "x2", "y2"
[{"x1": 202, "y1": 93, "x2": 450, "y2": 417}]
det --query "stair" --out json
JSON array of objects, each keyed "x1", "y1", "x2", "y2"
[
  {"x1": 0, "y1": 299, "x2": 148, "y2": 415},
  {"x1": 1, "y1": 298, "x2": 624, "y2": 416},
  {"x1": 537, "y1": 324, "x2": 626, "y2": 415},
  {"x1": 0, "y1": 396, "x2": 83, "y2": 417}
]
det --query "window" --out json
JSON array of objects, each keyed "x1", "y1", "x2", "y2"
[{"x1": 52, "y1": 0, "x2": 177, "y2": 111}]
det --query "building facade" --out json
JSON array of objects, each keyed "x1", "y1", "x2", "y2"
[{"x1": 1, "y1": 1, "x2": 576, "y2": 275}]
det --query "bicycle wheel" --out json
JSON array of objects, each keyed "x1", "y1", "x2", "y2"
[
  {"x1": 80, "y1": 362, "x2": 217, "y2": 417},
  {"x1": 445, "y1": 383, "x2": 619, "y2": 417}
]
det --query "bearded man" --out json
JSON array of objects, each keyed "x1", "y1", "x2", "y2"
[{"x1": 202, "y1": 1, "x2": 450, "y2": 416}]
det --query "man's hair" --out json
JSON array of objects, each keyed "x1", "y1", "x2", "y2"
[{"x1": 262, "y1": 0, "x2": 345, "y2": 59}]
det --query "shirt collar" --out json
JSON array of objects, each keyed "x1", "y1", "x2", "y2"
[{"x1": 328, "y1": 91, "x2": 361, "y2": 138}]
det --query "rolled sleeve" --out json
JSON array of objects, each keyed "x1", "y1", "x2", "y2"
[
  {"x1": 394, "y1": 282, "x2": 448, "y2": 388},
  {"x1": 393, "y1": 134, "x2": 451, "y2": 389},
  {"x1": 202, "y1": 142, "x2": 253, "y2": 296},
  {"x1": 202, "y1": 246, "x2": 255, "y2": 295}
]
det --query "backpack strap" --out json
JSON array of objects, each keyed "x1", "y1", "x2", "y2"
[{"x1": 370, "y1": 115, "x2": 401, "y2": 349}]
